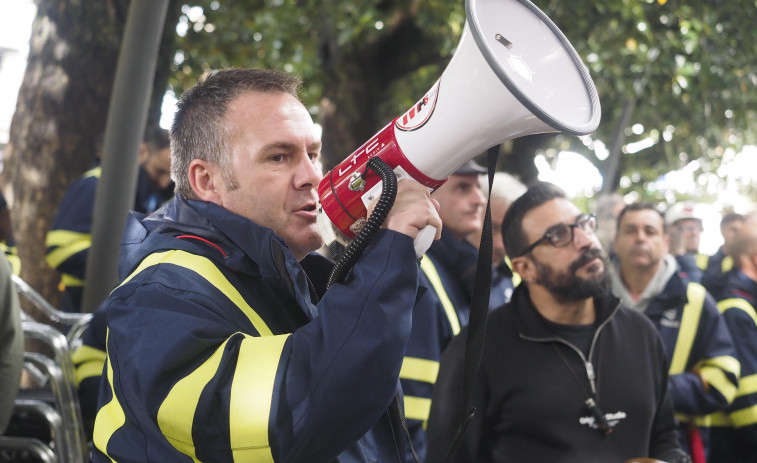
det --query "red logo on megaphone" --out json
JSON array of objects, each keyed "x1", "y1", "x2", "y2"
[{"x1": 395, "y1": 80, "x2": 440, "y2": 132}]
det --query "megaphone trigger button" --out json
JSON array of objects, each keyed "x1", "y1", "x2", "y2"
[{"x1": 348, "y1": 172, "x2": 366, "y2": 191}]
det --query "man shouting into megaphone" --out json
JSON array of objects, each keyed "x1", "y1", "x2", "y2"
[{"x1": 90, "y1": 68, "x2": 442, "y2": 463}]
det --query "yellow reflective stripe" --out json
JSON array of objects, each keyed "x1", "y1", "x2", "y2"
[
  {"x1": 721, "y1": 255, "x2": 733, "y2": 273},
  {"x1": 693, "y1": 376, "x2": 757, "y2": 428},
  {"x1": 158, "y1": 337, "x2": 235, "y2": 461},
  {"x1": 696, "y1": 253, "x2": 709, "y2": 270},
  {"x1": 6, "y1": 254, "x2": 20, "y2": 276},
  {"x1": 84, "y1": 166, "x2": 102, "y2": 178},
  {"x1": 717, "y1": 298, "x2": 757, "y2": 326},
  {"x1": 669, "y1": 283, "x2": 705, "y2": 375},
  {"x1": 688, "y1": 411, "x2": 728, "y2": 427},
  {"x1": 76, "y1": 361, "x2": 106, "y2": 387},
  {"x1": 71, "y1": 345, "x2": 107, "y2": 387},
  {"x1": 400, "y1": 357, "x2": 440, "y2": 385},
  {"x1": 93, "y1": 330, "x2": 126, "y2": 462},
  {"x1": 738, "y1": 373, "x2": 757, "y2": 398},
  {"x1": 61, "y1": 273, "x2": 84, "y2": 287},
  {"x1": 420, "y1": 257, "x2": 460, "y2": 335},
  {"x1": 695, "y1": 406, "x2": 757, "y2": 428},
  {"x1": 120, "y1": 250, "x2": 273, "y2": 336},
  {"x1": 731, "y1": 403, "x2": 757, "y2": 427},
  {"x1": 45, "y1": 230, "x2": 91, "y2": 268},
  {"x1": 229, "y1": 334, "x2": 289, "y2": 462},
  {"x1": 403, "y1": 395, "x2": 432, "y2": 423},
  {"x1": 46, "y1": 229, "x2": 91, "y2": 247},
  {"x1": 698, "y1": 357, "x2": 740, "y2": 403}
]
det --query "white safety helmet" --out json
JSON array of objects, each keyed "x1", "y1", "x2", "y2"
[{"x1": 665, "y1": 201, "x2": 702, "y2": 226}]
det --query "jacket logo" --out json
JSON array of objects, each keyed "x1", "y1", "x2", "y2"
[
  {"x1": 660, "y1": 309, "x2": 680, "y2": 328},
  {"x1": 579, "y1": 410, "x2": 627, "y2": 430}
]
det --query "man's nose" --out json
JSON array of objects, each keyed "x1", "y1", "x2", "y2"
[
  {"x1": 296, "y1": 155, "x2": 322, "y2": 189},
  {"x1": 573, "y1": 226, "x2": 594, "y2": 249},
  {"x1": 473, "y1": 187, "x2": 486, "y2": 208}
]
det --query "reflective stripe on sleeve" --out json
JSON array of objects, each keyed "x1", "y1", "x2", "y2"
[
  {"x1": 45, "y1": 230, "x2": 91, "y2": 269},
  {"x1": 737, "y1": 373, "x2": 757, "y2": 398},
  {"x1": 420, "y1": 257, "x2": 460, "y2": 335},
  {"x1": 61, "y1": 273, "x2": 84, "y2": 288},
  {"x1": 400, "y1": 356, "x2": 441, "y2": 423},
  {"x1": 400, "y1": 357, "x2": 440, "y2": 385},
  {"x1": 403, "y1": 396, "x2": 432, "y2": 423},
  {"x1": 697, "y1": 355, "x2": 741, "y2": 403},
  {"x1": 71, "y1": 344, "x2": 107, "y2": 387},
  {"x1": 229, "y1": 334, "x2": 290, "y2": 462}
]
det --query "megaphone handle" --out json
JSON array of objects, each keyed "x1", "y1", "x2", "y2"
[{"x1": 414, "y1": 225, "x2": 437, "y2": 258}]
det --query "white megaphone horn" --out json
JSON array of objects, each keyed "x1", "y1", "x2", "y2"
[{"x1": 317, "y1": 0, "x2": 601, "y2": 257}]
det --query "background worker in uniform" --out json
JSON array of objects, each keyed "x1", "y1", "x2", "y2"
[
  {"x1": 45, "y1": 128, "x2": 173, "y2": 311},
  {"x1": 609, "y1": 203, "x2": 739, "y2": 461},
  {"x1": 703, "y1": 212, "x2": 744, "y2": 295},
  {"x1": 666, "y1": 201, "x2": 707, "y2": 283},
  {"x1": 466, "y1": 170, "x2": 526, "y2": 307},
  {"x1": 708, "y1": 210, "x2": 757, "y2": 463},
  {"x1": 398, "y1": 159, "x2": 486, "y2": 460}
]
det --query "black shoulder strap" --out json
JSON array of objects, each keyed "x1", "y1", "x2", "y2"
[{"x1": 443, "y1": 146, "x2": 498, "y2": 461}]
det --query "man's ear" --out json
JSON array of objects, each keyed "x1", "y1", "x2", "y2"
[
  {"x1": 188, "y1": 159, "x2": 222, "y2": 205},
  {"x1": 137, "y1": 142, "x2": 149, "y2": 164},
  {"x1": 511, "y1": 256, "x2": 535, "y2": 284}
]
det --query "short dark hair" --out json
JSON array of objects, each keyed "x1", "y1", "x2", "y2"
[
  {"x1": 170, "y1": 68, "x2": 303, "y2": 198},
  {"x1": 720, "y1": 212, "x2": 744, "y2": 229},
  {"x1": 616, "y1": 203, "x2": 666, "y2": 234},
  {"x1": 144, "y1": 127, "x2": 170, "y2": 152},
  {"x1": 502, "y1": 182, "x2": 566, "y2": 258}
]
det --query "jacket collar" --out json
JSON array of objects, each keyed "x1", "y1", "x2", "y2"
[
  {"x1": 643, "y1": 270, "x2": 688, "y2": 317},
  {"x1": 120, "y1": 195, "x2": 293, "y2": 280},
  {"x1": 722, "y1": 268, "x2": 757, "y2": 304},
  {"x1": 511, "y1": 283, "x2": 620, "y2": 340}
]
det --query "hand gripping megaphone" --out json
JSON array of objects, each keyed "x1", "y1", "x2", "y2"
[{"x1": 317, "y1": 0, "x2": 601, "y2": 257}]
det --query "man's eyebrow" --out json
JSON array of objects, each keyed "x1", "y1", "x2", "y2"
[
  {"x1": 259, "y1": 141, "x2": 322, "y2": 153},
  {"x1": 545, "y1": 213, "x2": 583, "y2": 233}
]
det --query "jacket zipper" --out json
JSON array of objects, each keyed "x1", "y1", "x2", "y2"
[{"x1": 519, "y1": 301, "x2": 621, "y2": 395}]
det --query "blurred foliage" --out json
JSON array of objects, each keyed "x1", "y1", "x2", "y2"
[
  {"x1": 171, "y1": 0, "x2": 462, "y2": 124},
  {"x1": 170, "y1": 0, "x2": 757, "y2": 205}
]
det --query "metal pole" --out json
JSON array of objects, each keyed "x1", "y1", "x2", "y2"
[{"x1": 82, "y1": 0, "x2": 170, "y2": 313}]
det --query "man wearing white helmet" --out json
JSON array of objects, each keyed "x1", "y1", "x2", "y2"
[{"x1": 666, "y1": 201, "x2": 707, "y2": 283}]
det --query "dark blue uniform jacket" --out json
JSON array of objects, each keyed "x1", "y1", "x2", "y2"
[{"x1": 92, "y1": 195, "x2": 421, "y2": 462}]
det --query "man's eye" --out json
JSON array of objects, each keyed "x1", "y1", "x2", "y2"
[
  {"x1": 271, "y1": 154, "x2": 286, "y2": 162},
  {"x1": 550, "y1": 227, "x2": 569, "y2": 242}
]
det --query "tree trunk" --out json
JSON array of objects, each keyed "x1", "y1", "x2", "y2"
[
  {"x1": 0, "y1": 0, "x2": 179, "y2": 317},
  {"x1": 316, "y1": 1, "x2": 452, "y2": 170}
]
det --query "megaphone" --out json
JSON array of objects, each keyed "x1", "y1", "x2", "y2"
[{"x1": 317, "y1": 0, "x2": 601, "y2": 256}]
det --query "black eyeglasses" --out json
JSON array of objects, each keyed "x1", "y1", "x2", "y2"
[{"x1": 518, "y1": 213, "x2": 598, "y2": 257}]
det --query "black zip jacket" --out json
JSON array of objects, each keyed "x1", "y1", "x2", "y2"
[{"x1": 426, "y1": 284, "x2": 688, "y2": 463}]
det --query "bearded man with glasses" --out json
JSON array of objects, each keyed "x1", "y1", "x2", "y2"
[{"x1": 426, "y1": 182, "x2": 690, "y2": 463}]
